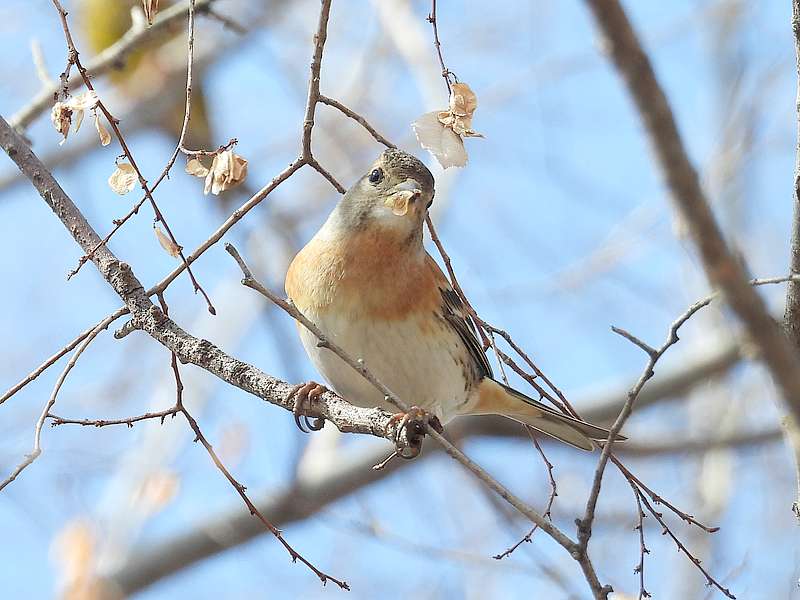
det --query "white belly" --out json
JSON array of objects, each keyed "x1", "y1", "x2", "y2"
[{"x1": 297, "y1": 309, "x2": 471, "y2": 422}]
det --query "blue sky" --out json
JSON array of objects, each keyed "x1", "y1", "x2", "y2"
[{"x1": 1, "y1": 1, "x2": 798, "y2": 598}]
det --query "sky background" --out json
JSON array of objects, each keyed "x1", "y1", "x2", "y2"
[{"x1": 0, "y1": 0, "x2": 798, "y2": 598}]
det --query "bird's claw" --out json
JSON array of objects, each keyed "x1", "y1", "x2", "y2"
[
  {"x1": 384, "y1": 406, "x2": 443, "y2": 459},
  {"x1": 287, "y1": 381, "x2": 327, "y2": 433}
]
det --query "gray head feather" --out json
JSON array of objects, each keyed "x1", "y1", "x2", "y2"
[{"x1": 327, "y1": 149, "x2": 436, "y2": 236}]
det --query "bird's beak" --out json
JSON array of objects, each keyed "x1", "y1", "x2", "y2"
[
  {"x1": 385, "y1": 179, "x2": 425, "y2": 216},
  {"x1": 392, "y1": 179, "x2": 423, "y2": 198}
]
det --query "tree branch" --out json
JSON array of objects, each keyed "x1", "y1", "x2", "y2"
[
  {"x1": 10, "y1": 0, "x2": 217, "y2": 133},
  {"x1": 0, "y1": 113, "x2": 413, "y2": 586},
  {"x1": 583, "y1": 0, "x2": 800, "y2": 513},
  {"x1": 785, "y1": 0, "x2": 800, "y2": 522}
]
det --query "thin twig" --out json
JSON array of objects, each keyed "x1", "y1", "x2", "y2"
[
  {"x1": 0, "y1": 324, "x2": 93, "y2": 405},
  {"x1": 49, "y1": 408, "x2": 180, "y2": 428},
  {"x1": 50, "y1": 0, "x2": 216, "y2": 314},
  {"x1": 300, "y1": 0, "x2": 332, "y2": 160},
  {"x1": 575, "y1": 298, "x2": 712, "y2": 599},
  {"x1": 627, "y1": 481, "x2": 650, "y2": 600},
  {"x1": 318, "y1": 95, "x2": 395, "y2": 148},
  {"x1": 492, "y1": 430, "x2": 558, "y2": 560},
  {"x1": 0, "y1": 320, "x2": 108, "y2": 491},
  {"x1": 637, "y1": 493, "x2": 734, "y2": 598},
  {"x1": 426, "y1": 0, "x2": 454, "y2": 94},
  {"x1": 611, "y1": 326, "x2": 658, "y2": 358},
  {"x1": 610, "y1": 456, "x2": 718, "y2": 533}
]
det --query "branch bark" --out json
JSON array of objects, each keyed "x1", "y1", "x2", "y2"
[
  {"x1": 785, "y1": 0, "x2": 800, "y2": 521},
  {"x1": 0, "y1": 114, "x2": 414, "y2": 450}
]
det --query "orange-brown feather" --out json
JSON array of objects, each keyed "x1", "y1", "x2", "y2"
[{"x1": 286, "y1": 228, "x2": 442, "y2": 320}]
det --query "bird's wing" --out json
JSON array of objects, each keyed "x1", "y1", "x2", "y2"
[{"x1": 427, "y1": 255, "x2": 493, "y2": 379}]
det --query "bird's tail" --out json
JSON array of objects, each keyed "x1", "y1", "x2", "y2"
[{"x1": 466, "y1": 378, "x2": 625, "y2": 451}]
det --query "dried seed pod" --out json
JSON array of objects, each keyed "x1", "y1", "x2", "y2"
[
  {"x1": 108, "y1": 162, "x2": 137, "y2": 195},
  {"x1": 412, "y1": 82, "x2": 482, "y2": 169}
]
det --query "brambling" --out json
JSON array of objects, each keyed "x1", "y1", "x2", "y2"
[{"x1": 285, "y1": 149, "x2": 622, "y2": 451}]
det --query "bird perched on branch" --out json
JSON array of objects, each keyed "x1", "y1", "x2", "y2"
[{"x1": 285, "y1": 149, "x2": 623, "y2": 451}]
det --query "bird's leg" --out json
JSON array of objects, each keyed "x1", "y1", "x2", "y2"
[
  {"x1": 287, "y1": 381, "x2": 327, "y2": 433},
  {"x1": 384, "y1": 406, "x2": 444, "y2": 458}
]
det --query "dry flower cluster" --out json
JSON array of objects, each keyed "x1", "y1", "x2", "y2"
[
  {"x1": 185, "y1": 150, "x2": 249, "y2": 195},
  {"x1": 412, "y1": 81, "x2": 482, "y2": 168},
  {"x1": 50, "y1": 90, "x2": 100, "y2": 145},
  {"x1": 108, "y1": 162, "x2": 137, "y2": 195}
]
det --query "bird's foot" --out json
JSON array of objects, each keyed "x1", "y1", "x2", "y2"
[
  {"x1": 384, "y1": 406, "x2": 443, "y2": 459},
  {"x1": 287, "y1": 381, "x2": 327, "y2": 433}
]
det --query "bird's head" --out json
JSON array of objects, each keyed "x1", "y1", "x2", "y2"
[{"x1": 333, "y1": 149, "x2": 435, "y2": 241}]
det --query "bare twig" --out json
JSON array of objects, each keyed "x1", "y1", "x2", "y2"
[
  {"x1": 627, "y1": 482, "x2": 650, "y2": 599},
  {"x1": 0, "y1": 319, "x2": 108, "y2": 492},
  {"x1": 426, "y1": 0, "x2": 455, "y2": 94},
  {"x1": 611, "y1": 457, "x2": 718, "y2": 533},
  {"x1": 0, "y1": 324, "x2": 94, "y2": 405},
  {"x1": 50, "y1": 0, "x2": 216, "y2": 314},
  {"x1": 318, "y1": 95, "x2": 395, "y2": 148},
  {"x1": 637, "y1": 492, "x2": 734, "y2": 598},
  {"x1": 48, "y1": 408, "x2": 180, "y2": 428},
  {"x1": 575, "y1": 298, "x2": 712, "y2": 599},
  {"x1": 300, "y1": 0, "x2": 332, "y2": 161},
  {"x1": 492, "y1": 430, "x2": 558, "y2": 560},
  {"x1": 611, "y1": 326, "x2": 658, "y2": 358}
]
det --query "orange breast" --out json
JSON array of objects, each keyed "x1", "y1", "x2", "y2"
[{"x1": 285, "y1": 229, "x2": 443, "y2": 320}]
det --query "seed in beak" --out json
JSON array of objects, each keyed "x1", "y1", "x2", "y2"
[{"x1": 385, "y1": 190, "x2": 419, "y2": 216}]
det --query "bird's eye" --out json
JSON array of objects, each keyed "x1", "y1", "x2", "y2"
[{"x1": 368, "y1": 168, "x2": 383, "y2": 184}]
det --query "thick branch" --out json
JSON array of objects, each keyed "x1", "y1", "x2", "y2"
[
  {"x1": 0, "y1": 114, "x2": 414, "y2": 449},
  {"x1": 786, "y1": 0, "x2": 800, "y2": 521},
  {"x1": 583, "y1": 0, "x2": 800, "y2": 427}
]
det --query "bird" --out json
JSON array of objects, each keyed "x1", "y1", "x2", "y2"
[{"x1": 284, "y1": 148, "x2": 624, "y2": 451}]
